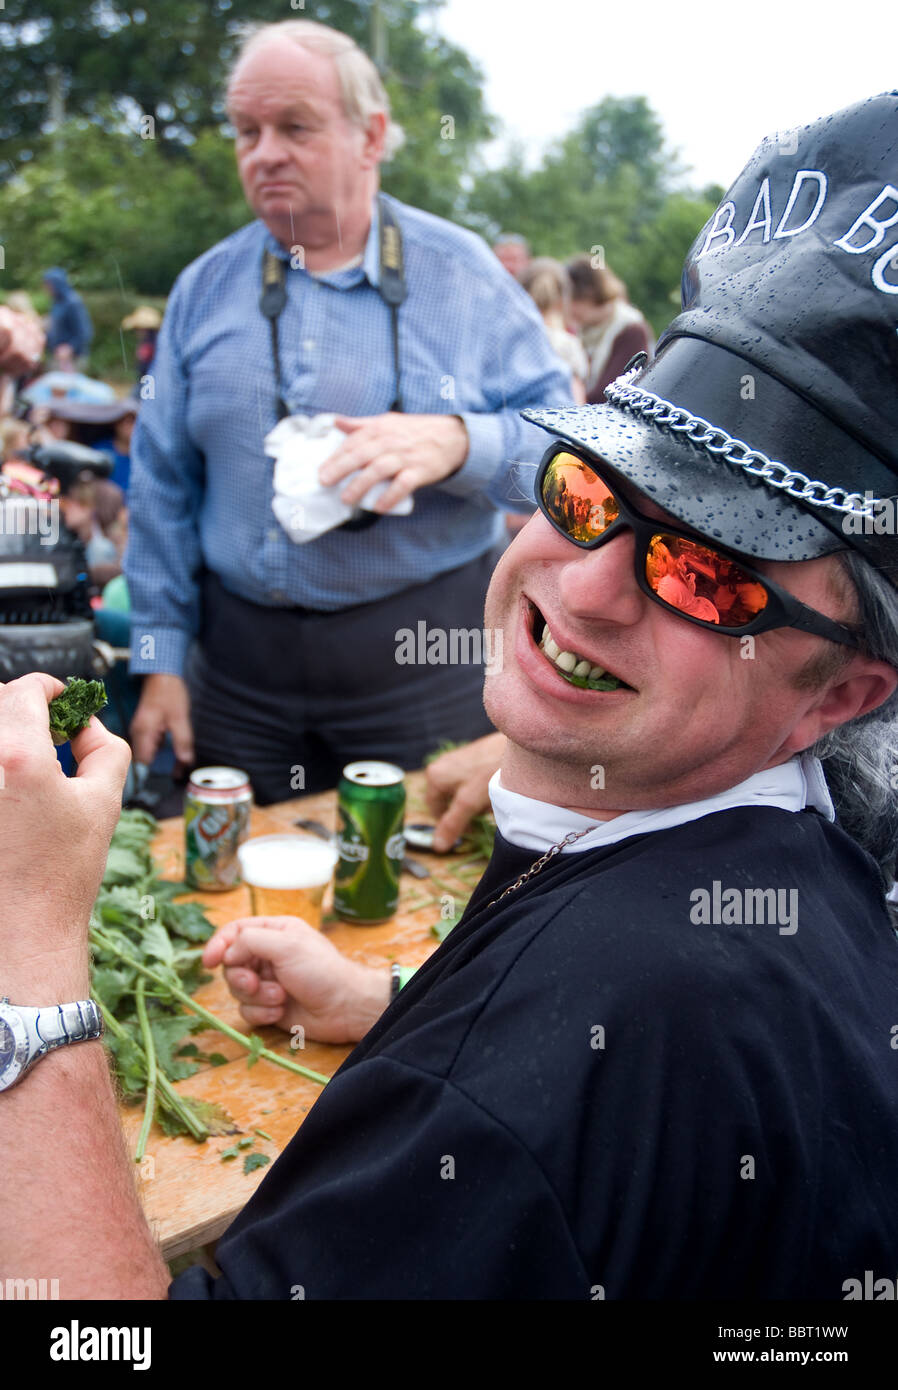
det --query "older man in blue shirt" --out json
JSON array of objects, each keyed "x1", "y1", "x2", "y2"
[{"x1": 125, "y1": 19, "x2": 572, "y2": 801}]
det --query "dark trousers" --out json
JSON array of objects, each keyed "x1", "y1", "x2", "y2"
[{"x1": 187, "y1": 558, "x2": 497, "y2": 805}]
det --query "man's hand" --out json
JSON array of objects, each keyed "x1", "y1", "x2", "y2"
[
  {"x1": 318, "y1": 412, "x2": 469, "y2": 513},
  {"x1": 425, "y1": 731, "x2": 505, "y2": 852},
  {"x1": 0, "y1": 673, "x2": 131, "y2": 997},
  {"x1": 0, "y1": 306, "x2": 45, "y2": 376},
  {"x1": 204, "y1": 917, "x2": 391, "y2": 1044},
  {"x1": 130, "y1": 672, "x2": 194, "y2": 769}
]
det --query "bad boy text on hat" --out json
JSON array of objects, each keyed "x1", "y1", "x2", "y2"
[{"x1": 698, "y1": 169, "x2": 898, "y2": 295}]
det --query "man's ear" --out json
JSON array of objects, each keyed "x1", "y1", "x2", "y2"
[
  {"x1": 784, "y1": 657, "x2": 898, "y2": 756},
  {"x1": 360, "y1": 111, "x2": 387, "y2": 168}
]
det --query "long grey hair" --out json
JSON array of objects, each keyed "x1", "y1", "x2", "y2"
[{"x1": 813, "y1": 550, "x2": 898, "y2": 889}]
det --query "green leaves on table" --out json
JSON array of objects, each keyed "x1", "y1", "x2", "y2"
[
  {"x1": 219, "y1": 1135, "x2": 273, "y2": 1174},
  {"x1": 90, "y1": 809, "x2": 330, "y2": 1159},
  {"x1": 90, "y1": 809, "x2": 230, "y2": 1148}
]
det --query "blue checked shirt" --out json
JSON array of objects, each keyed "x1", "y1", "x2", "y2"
[{"x1": 124, "y1": 192, "x2": 573, "y2": 676}]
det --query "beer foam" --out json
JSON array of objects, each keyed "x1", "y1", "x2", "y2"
[{"x1": 238, "y1": 836, "x2": 337, "y2": 889}]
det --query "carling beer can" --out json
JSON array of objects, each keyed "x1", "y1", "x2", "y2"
[
  {"x1": 334, "y1": 761, "x2": 406, "y2": 923},
  {"x1": 185, "y1": 766, "x2": 253, "y2": 891}
]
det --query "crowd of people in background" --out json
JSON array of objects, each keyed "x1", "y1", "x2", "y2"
[
  {"x1": 492, "y1": 233, "x2": 655, "y2": 403},
  {"x1": 0, "y1": 273, "x2": 160, "y2": 602}
]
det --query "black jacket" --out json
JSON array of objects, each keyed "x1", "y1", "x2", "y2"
[{"x1": 171, "y1": 805, "x2": 898, "y2": 1299}]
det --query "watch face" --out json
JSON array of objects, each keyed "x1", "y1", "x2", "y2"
[
  {"x1": 0, "y1": 1017, "x2": 15, "y2": 1072},
  {"x1": 0, "y1": 1010, "x2": 26, "y2": 1088}
]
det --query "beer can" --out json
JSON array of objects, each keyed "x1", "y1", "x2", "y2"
[
  {"x1": 185, "y1": 766, "x2": 253, "y2": 891},
  {"x1": 334, "y1": 761, "x2": 406, "y2": 924}
]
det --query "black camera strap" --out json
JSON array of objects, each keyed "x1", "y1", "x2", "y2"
[{"x1": 259, "y1": 193, "x2": 407, "y2": 422}]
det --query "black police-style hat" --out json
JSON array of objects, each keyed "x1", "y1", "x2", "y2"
[{"x1": 524, "y1": 92, "x2": 898, "y2": 586}]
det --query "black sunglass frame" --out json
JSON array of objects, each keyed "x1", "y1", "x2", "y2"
[{"x1": 535, "y1": 443, "x2": 863, "y2": 650}]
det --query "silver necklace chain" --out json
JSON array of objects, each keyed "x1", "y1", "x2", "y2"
[
  {"x1": 486, "y1": 825, "x2": 594, "y2": 910},
  {"x1": 603, "y1": 371, "x2": 883, "y2": 519}
]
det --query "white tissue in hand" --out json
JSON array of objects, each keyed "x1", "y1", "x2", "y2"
[{"x1": 265, "y1": 412, "x2": 413, "y2": 544}]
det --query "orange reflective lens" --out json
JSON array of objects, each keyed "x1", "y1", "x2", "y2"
[
  {"x1": 646, "y1": 534, "x2": 769, "y2": 627},
  {"x1": 541, "y1": 451, "x2": 619, "y2": 543},
  {"x1": 541, "y1": 450, "x2": 772, "y2": 630}
]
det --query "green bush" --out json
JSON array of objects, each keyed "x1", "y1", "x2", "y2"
[{"x1": 82, "y1": 291, "x2": 168, "y2": 388}]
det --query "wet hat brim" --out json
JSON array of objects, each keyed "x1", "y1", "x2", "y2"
[{"x1": 523, "y1": 336, "x2": 864, "y2": 564}]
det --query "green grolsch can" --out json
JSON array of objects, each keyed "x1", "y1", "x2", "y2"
[{"x1": 334, "y1": 761, "x2": 406, "y2": 924}]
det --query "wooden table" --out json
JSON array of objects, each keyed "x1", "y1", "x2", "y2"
[{"x1": 125, "y1": 770, "x2": 489, "y2": 1261}]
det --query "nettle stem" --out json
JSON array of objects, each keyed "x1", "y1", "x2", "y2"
[
  {"x1": 93, "y1": 987, "x2": 211, "y2": 1145},
  {"x1": 90, "y1": 927, "x2": 330, "y2": 1086},
  {"x1": 134, "y1": 978, "x2": 157, "y2": 1163}
]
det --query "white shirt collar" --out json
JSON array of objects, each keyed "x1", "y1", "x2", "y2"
[{"x1": 489, "y1": 753, "x2": 834, "y2": 855}]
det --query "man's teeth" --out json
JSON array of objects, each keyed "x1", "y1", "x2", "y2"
[{"x1": 539, "y1": 625, "x2": 607, "y2": 681}]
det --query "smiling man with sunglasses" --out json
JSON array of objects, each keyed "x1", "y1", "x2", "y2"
[
  {"x1": 4, "y1": 97, "x2": 898, "y2": 1307},
  {"x1": 479, "y1": 434, "x2": 885, "y2": 827}
]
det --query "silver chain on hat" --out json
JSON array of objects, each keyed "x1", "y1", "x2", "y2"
[
  {"x1": 486, "y1": 825, "x2": 594, "y2": 910},
  {"x1": 604, "y1": 366, "x2": 883, "y2": 519}
]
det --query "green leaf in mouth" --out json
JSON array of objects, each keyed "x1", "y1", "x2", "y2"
[{"x1": 559, "y1": 669, "x2": 623, "y2": 692}]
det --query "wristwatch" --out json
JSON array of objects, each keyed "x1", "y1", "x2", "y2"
[{"x1": 0, "y1": 996, "x2": 103, "y2": 1092}]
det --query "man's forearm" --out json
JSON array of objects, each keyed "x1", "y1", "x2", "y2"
[{"x1": 0, "y1": 1026, "x2": 170, "y2": 1299}]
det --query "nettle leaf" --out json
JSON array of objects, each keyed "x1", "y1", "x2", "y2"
[
  {"x1": 118, "y1": 809, "x2": 158, "y2": 832},
  {"x1": 95, "y1": 925, "x2": 138, "y2": 960},
  {"x1": 97, "y1": 885, "x2": 144, "y2": 928},
  {"x1": 109, "y1": 810, "x2": 157, "y2": 854},
  {"x1": 103, "y1": 845, "x2": 147, "y2": 887},
  {"x1": 48, "y1": 677, "x2": 107, "y2": 744},
  {"x1": 141, "y1": 920, "x2": 175, "y2": 968},
  {"x1": 151, "y1": 880, "x2": 186, "y2": 904},
  {"x1": 161, "y1": 899, "x2": 215, "y2": 943},
  {"x1": 91, "y1": 965, "x2": 135, "y2": 1014},
  {"x1": 177, "y1": 961, "x2": 212, "y2": 997},
  {"x1": 172, "y1": 944, "x2": 204, "y2": 968},
  {"x1": 149, "y1": 1014, "x2": 202, "y2": 1081},
  {"x1": 190, "y1": 1100, "x2": 237, "y2": 1137},
  {"x1": 157, "y1": 1094, "x2": 234, "y2": 1140},
  {"x1": 104, "y1": 1031, "x2": 146, "y2": 1094},
  {"x1": 156, "y1": 1107, "x2": 193, "y2": 1139}
]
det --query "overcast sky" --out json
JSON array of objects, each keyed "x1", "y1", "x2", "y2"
[{"x1": 434, "y1": 0, "x2": 896, "y2": 189}]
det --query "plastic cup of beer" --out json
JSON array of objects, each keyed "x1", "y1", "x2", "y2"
[{"x1": 237, "y1": 834, "x2": 338, "y2": 929}]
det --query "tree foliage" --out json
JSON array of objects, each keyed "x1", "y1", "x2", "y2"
[
  {"x1": 0, "y1": 8, "x2": 717, "y2": 343},
  {"x1": 0, "y1": 115, "x2": 247, "y2": 297},
  {"x1": 464, "y1": 97, "x2": 717, "y2": 332},
  {"x1": 0, "y1": 0, "x2": 490, "y2": 185}
]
